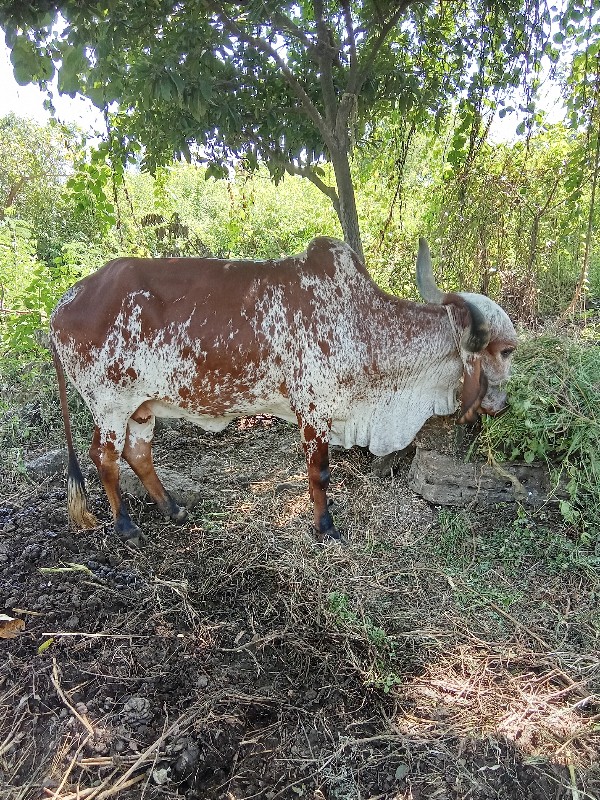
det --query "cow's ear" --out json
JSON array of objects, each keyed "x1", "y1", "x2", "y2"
[
  {"x1": 458, "y1": 358, "x2": 489, "y2": 424},
  {"x1": 443, "y1": 293, "x2": 490, "y2": 353}
]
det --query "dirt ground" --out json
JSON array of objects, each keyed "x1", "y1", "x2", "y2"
[{"x1": 1, "y1": 416, "x2": 599, "y2": 800}]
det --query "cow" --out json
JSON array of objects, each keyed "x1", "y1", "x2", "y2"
[{"x1": 50, "y1": 237, "x2": 517, "y2": 546}]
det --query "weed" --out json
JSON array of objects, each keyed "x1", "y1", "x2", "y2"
[
  {"x1": 435, "y1": 509, "x2": 472, "y2": 565},
  {"x1": 430, "y1": 505, "x2": 600, "y2": 621},
  {"x1": 369, "y1": 668, "x2": 403, "y2": 694},
  {"x1": 436, "y1": 506, "x2": 600, "y2": 577},
  {"x1": 454, "y1": 578, "x2": 523, "y2": 613},
  {"x1": 479, "y1": 334, "x2": 600, "y2": 540},
  {"x1": 0, "y1": 356, "x2": 93, "y2": 468},
  {"x1": 327, "y1": 591, "x2": 401, "y2": 691}
]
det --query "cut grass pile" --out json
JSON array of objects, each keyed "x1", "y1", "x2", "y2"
[{"x1": 480, "y1": 332, "x2": 600, "y2": 539}]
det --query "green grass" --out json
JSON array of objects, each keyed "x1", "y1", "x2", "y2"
[
  {"x1": 479, "y1": 333, "x2": 600, "y2": 541},
  {"x1": 435, "y1": 507, "x2": 600, "y2": 577},
  {"x1": 327, "y1": 591, "x2": 402, "y2": 692},
  {"x1": 0, "y1": 354, "x2": 93, "y2": 475},
  {"x1": 424, "y1": 505, "x2": 600, "y2": 638}
]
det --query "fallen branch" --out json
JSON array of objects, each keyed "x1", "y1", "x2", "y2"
[
  {"x1": 43, "y1": 773, "x2": 143, "y2": 800},
  {"x1": 51, "y1": 658, "x2": 95, "y2": 736},
  {"x1": 47, "y1": 735, "x2": 92, "y2": 800}
]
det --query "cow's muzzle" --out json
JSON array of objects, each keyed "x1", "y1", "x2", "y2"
[
  {"x1": 458, "y1": 381, "x2": 508, "y2": 424},
  {"x1": 480, "y1": 385, "x2": 508, "y2": 417}
]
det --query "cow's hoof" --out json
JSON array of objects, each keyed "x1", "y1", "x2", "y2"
[
  {"x1": 122, "y1": 532, "x2": 146, "y2": 549},
  {"x1": 115, "y1": 521, "x2": 144, "y2": 548},
  {"x1": 313, "y1": 525, "x2": 343, "y2": 544},
  {"x1": 169, "y1": 506, "x2": 188, "y2": 524}
]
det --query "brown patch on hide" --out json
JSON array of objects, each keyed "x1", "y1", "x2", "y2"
[
  {"x1": 132, "y1": 401, "x2": 154, "y2": 423},
  {"x1": 106, "y1": 361, "x2": 124, "y2": 384}
]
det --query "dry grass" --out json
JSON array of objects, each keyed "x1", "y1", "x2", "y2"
[{"x1": 1, "y1": 418, "x2": 599, "y2": 799}]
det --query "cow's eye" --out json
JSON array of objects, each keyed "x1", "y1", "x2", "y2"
[{"x1": 501, "y1": 348, "x2": 515, "y2": 359}]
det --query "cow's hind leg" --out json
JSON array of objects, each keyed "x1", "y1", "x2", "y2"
[
  {"x1": 297, "y1": 417, "x2": 340, "y2": 542},
  {"x1": 123, "y1": 414, "x2": 188, "y2": 524},
  {"x1": 89, "y1": 425, "x2": 142, "y2": 545}
]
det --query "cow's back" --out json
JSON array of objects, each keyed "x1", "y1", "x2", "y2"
[{"x1": 51, "y1": 238, "x2": 374, "y2": 355}]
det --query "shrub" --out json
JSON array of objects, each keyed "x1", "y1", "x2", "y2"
[{"x1": 479, "y1": 333, "x2": 600, "y2": 540}]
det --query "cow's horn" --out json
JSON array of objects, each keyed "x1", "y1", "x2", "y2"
[{"x1": 416, "y1": 238, "x2": 444, "y2": 303}]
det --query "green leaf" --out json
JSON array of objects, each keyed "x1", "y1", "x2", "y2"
[
  {"x1": 12, "y1": 61, "x2": 34, "y2": 85},
  {"x1": 170, "y1": 71, "x2": 185, "y2": 98},
  {"x1": 86, "y1": 81, "x2": 108, "y2": 108},
  {"x1": 57, "y1": 44, "x2": 88, "y2": 96},
  {"x1": 197, "y1": 79, "x2": 213, "y2": 102},
  {"x1": 10, "y1": 35, "x2": 39, "y2": 85}
]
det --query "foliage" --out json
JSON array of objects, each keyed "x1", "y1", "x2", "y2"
[
  {"x1": 556, "y1": 3, "x2": 600, "y2": 311},
  {"x1": 353, "y1": 114, "x2": 599, "y2": 318},
  {"x1": 479, "y1": 333, "x2": 600, "y2": 538},
  {"x1": 436, "y1": 506, "x2": 600, "y2": 576},
  {"x1": 1, "y1": 244, "x2": 84, "y2": 354},
  {"x1": 0, "y1": 114, "x2": 72, "y2": 216},
  {"x1": 0, "y1": 216, "x2": 40, "y2": 306},
  {"x1": 0, "y1": 355, "x2": 93, "y2": 477},
  {"x1": 327, "y1": 591, "x2": 401, "y2": 693},
  {"x1": 65, "y1": 157, "x2": 116, "y2": 236},
  {"x1": 0, "y1": 216, "x2": 51, "y2": 352},
  {"x1": 123, "y1": 163, "x2": 339, "y2": 259},
  {"x1": 0, "y1": 0, "x2": 559, "y2": 258},
  {"x1": 429, "y1": 127, "x2": 595, "y2": 320},
  {"x1": 0, "y1": 216, "x2": 105, "y2": 355},
  {"x1": 0, "y1": 113, "x2": 100, "y2": 264}
]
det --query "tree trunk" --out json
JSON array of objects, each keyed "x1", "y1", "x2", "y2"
[
  {"x1": 578, "y1": 125, "x2": 599, "y2": 304},
  {"x1": 0, "y1": 178, "x2": 26, "y2": 220},
  {"x1": 330, "y1": 144, "x2": 364, "y2": 263},
  {"x1": 564, "y1": 122, "x2": 600, "y2": 316}
]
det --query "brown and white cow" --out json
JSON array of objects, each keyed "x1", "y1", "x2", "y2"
[{"x1": 50, "y1": 237, "x2": 517, "y2": 545}]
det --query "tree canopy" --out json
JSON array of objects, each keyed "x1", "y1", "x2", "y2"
[{"x1": 0, "y1": 1, "x2": 595, "y2": 259}]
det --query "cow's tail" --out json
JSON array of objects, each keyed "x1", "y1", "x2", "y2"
[{"x1": 51, "y1": 344, "x2": 98, "y2": 529}]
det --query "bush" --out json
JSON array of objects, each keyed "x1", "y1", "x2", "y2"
[{"x1": 479, "y1": 332, "x2": 600, "y2": 539}]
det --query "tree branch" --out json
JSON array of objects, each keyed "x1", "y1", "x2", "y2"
[
  {"x1": 284, "y1": 162, "x2": 340, "y2": 214},
  {"x1": 1, "y1": 177, "x2": 26, "y2": 219},
  {"x1": 313, "y1": 0, "x2": 339, "y2": 129},
  {"x1": 340, "y1": 0, "x2": 357, "y2": 69},
  {"x1": 260, "y1": 141, "x2": 340, "y2": 212},
  {"x1": 347, "y1": 0, "x2": 418, "y2": 97},
  {"x1": 269, "y1": 7, "x2": 317, "y2": 58},
  {"x1": 205, "y1": 2, "x2": 333, "y2": 147}
]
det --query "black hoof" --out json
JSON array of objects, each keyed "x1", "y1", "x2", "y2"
[
  {"x1": 168, "y1": 505, "x2": 188, "y2": 524},
  {"x1": 115, "y1": 521, "x2": 144, "y2": 547},
  {"x1": 312, "y1": 525, "x2": 343, "y2": 544}
]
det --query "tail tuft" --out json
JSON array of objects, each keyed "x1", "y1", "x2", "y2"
[
  {"x1": 53, "y1": 337, "x2": 98, "y2": 531},
  {"x1": 67, "y1": 455, "x2": 98, "y2": 529}
]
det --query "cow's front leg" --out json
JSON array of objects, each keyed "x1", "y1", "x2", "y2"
[{"x1": 297, "y1": 418, "x2": 340, "y2": 542}]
